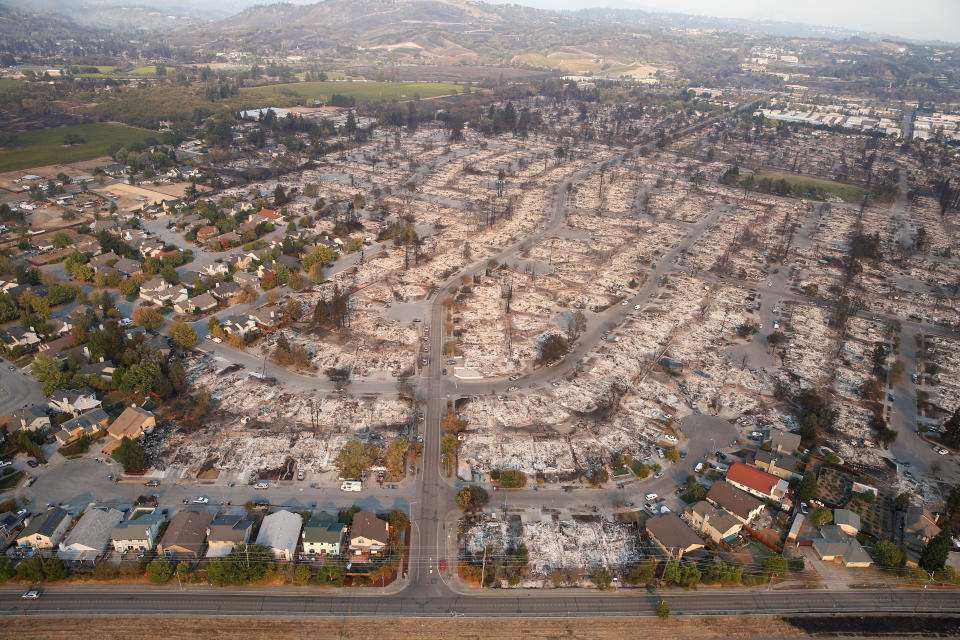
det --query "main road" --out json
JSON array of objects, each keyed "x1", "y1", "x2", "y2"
[{"x1": 2, "y1": 584, "x2": 957, "y2": 618}]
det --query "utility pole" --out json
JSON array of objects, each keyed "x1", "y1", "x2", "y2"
[{"x1": 480, "y1": 545, "x2": 488, "y2": 589}]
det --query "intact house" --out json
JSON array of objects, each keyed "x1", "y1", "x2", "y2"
[
  {"x1": 302, "y1": 520, "x2": 347, "y2": 556},
  {"x1": 2, "y1": 326, "x2": 40, "y2": 350},
  {"x1": 9, "y1": 406, "x2": 51, "y2": 432},
  {"x1": 174, "y1": 292, "x2": 217, "y2": 315},
  {"x1": 54, "y1": 407, "x2": 109, "y2": 445},
  {"x1": 222, "y1": 315, "x2": 258, "y2": 339},
  {"x1": 645, "y1": 512, "x2": 705, "y2": 560},
  {"x1": 17, "y1": 508, "x2": 71, "y2": 549},
  {"x1": 113, "y1": 258, "x2": 142, "y2": 278},
  {"x1": 349, "y1": 511, "x2": 389, "y2": 556},
  {"x1": 212, "y1": 281, "x2": 243, "y2": 302},
  {"x1": 255, "y1": 510, "x2": 302, "y2": 561},
  {"x1": 685, "y1": 501, "x2": 743, "y2": 544},
  {"x1": 78, "y1": 361, "x2": 117, "y2": 383},
  {"x1": 111, "y1": 511, "x2": 165, "y2": 553},
  {"x1": 706, "y1": 481, "x2": 765, "y2": 524},
  {"x1": 57, "y1": 507, "x2": 124, "y2": 562},
  {"x1": 250, "y1": 307, "x2": 280, "y2": 330},
  {"x1": 812, "y1": 524, "x2": 873, "y2": 568},
  {"x1": 205, "y1": 515, "x2": 253, "y2": 558},
  {"x1": 904, "y1": 506, "x2": 941, "y2": 552},
  {"x1": 747, "y1": 449, "x2": 799, "y2": 480},
  {"x1": 101, "y1": 406, "x2": 155, "y2": 455},
  {"x1": 158, "y1": 510, "x2": 214, "y2": 559},
  {"x1": 832, "y1": 509, "x2": 861, "y2": 537},
  {"x1": 232, "y1": 270, "x2": 259, "y2": 288},
  {"x1": 48, "y1": 388, "x2": 101, "y2": 417},
  {"x1": 767, "y1": 430, "x2": 801, "y2": 455},
  {"x1": 725, "y1": 462, "x2": 790, "y2": 506}
]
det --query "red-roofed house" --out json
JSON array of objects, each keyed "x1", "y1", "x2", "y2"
[
  {"x1": 258, "y1": 208, "x2": 281, "y2": 221},
  {"x1": 726, "y1": 462, "x2": 790, "y2": 505}
]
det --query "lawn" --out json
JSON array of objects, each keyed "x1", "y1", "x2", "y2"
[
  {"x1": 752, "y1": 171, "x2": 871, "y2": 204},
  {"x1": 239, "y1": 81, "x2": 462, "y2": 106},
  {"x1": 75, "y1": 65, "x2": 157, "y2": 78},
  {"x1": 0, "y1": 123, "x2": 154, "y2": 172},
  {"x1": 0, "y1": 79, "x2": 25, "y2": 91},
  {"x1": 0, "y1": 470, "x2": 24, "y2": 491}
]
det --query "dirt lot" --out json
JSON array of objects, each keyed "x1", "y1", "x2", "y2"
[{"x1": 4, "y1": 615, "x2": 958, "y2": 639}]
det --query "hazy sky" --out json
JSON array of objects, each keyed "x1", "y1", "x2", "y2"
[{"x1": 497, "y1": 0, "x2": 960, "y2": 43}]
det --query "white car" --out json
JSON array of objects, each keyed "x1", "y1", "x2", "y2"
[
  {"x1": 645, "y1": 492, "x2": 658, "y2": 501},
  {"x1": 934, "y1": 446, "x2": 948, "y2": 456},
  {"x1": 634, "y1": 304, "x2": 641, "y2": 310},
  {"x1": 191, "y1": 496, "x2": 209, "y2": 504},
  {"x1": 662, "y1": 434, "x2": 678, "y2": 443},
  {"x1": 656, "y1": 448, "x2": 665, "y2": 458},
  {"x1": 253, "y1": 482, "x2": 269, "y2": 490},
  {"x1": 21, "y1": 590, "x2": 41, "y2": 599}
]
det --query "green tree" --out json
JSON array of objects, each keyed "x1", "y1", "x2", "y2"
[
  {"x1": 456, "y1": 486, "x2": 489, "y2": 511},
  {"x1": 625, "y1": 559, "x2": 657, "y2": 585},
  {"x1": 919, "y1": 526, "x2": 952, "y2": 572},
  {"x1": 133, "y1": 307, "x2": 163, "y2": 330},
  {"x1": 942, "y1": 406, "x2": 960, "y2": 449},
  {"x1": 665, "y1": 449, "x2": 680, "y2": 463},
  {"x1": 498, "y1": 470, "x2": 527, "y2": 488},
  {"x1": 171, "y1": 321, "x2": 198, "y2": 349},
  {"x1": 51, "y1": 232, "x2": 72, "y2": 248},
  {"x1": 0, "y1": 558, "x2": 15, "y2": 582},
  {"x1": 294, "y1": 563, "x2": 312, "y2": 585},
  {"x1": 656, "y1": 600, "x2": 671, "y2": 619},
  {"x1": 43, "y1": 557, "x2": 71, "y2": 581},
  {"x1": 113, "y1": 436, "x2": 148, "y2": 473},
  {"x1": 811, "y1": 507, "x2": 832, "y2": 527},
  {"x1": 763, "y1": 554, "x2": 788, "y2": 577},
  {"x1": 874, "y1": 537, "x2": 906, "y2": 569},
  {"x1": 334, "y1": 439, "x2": 378, "y2": 479},
  {"x1": 388, "y1": 509, "x2": 409, "y2": 532},
  {"x1": 591, "y1": 567, "x2": 612, "y2": 590},
  {"x1": 146, "y1": 557, "x2": 174, "y2": 583},
  {"x1": 17, "y1": 556, "x2": 44, "y2": 582},
  {"x1": 794, "y1": 471, "x2": 818, "y2": 502}
]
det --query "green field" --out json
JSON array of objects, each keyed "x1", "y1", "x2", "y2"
[
  {"x1": 752, "y1": 171, "x2": 871, "y2": 203},
  {"x1": 75, "y1": 65, "x2": 157, "y2": 78},
  {"x1": 240, "y1": 81, "x2": 462, "y2": 105},
  {"x1": 0, "y1": 123, "x2": 154, "y2": 173},
  {"x1": 0, "y1": 79, "x2": 25, "y2": 91}
]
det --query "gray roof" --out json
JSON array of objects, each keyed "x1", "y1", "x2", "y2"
[
  {"x1": 768, "y1": 429, "x2": 801, "y2": 453},
  {"x1": 255, "y1": 510, "x2": 302, "y2": 556},
  {"x1": 208, "y1": 515, "x2": 253, "y2": 544},
  {"x1": 646, "y1": 513, "x2": 704, "y2": 552},
  {"x1": 58, "y1": 508, "x2": 124, "y2": 560},
  {"x1": 833, "y1": 508, "x2": 861, "y2": 531},
  {"x1": 20, "y1": 508, "x2": 69, "y2": 539},
  {"x1": 706, "y1": 481, "x2": 764, "y2": 521},
  {"x1": 689, "y1": 501, "x2": 741, "y2": 535},
  {"x1": 112, "y1": 511, "x2": 165, "y2": 540},
  {"x1": 61, "y1": 407, "x2": 109, "y2": 432}
]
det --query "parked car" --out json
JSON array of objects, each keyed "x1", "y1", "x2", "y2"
[
  {"x1": 340, "y1": 480, "x2": 362, "y2": 492},
  {"x1": 253, "y1": 482, "x2": 269, "y2": 490},
  {"x1": 653, "y1": 471, "x2": 664, "y2": 479},
  {"x1": 191, "y1": 496, "x2": 209, "y2": 504},
  {"x1": 645, "y1": 492, "x2": 658, "y2": 501},
  {"x1": 297, "y1": 469, "x2": 305, "y2": 480},
  {"x1": 144, "y1": 479, "x2": 160, "y2": 487}
]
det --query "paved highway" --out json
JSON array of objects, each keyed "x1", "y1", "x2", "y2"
[{"x1": 2, "y1": 585, "x2": 957, "y2": 618}]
